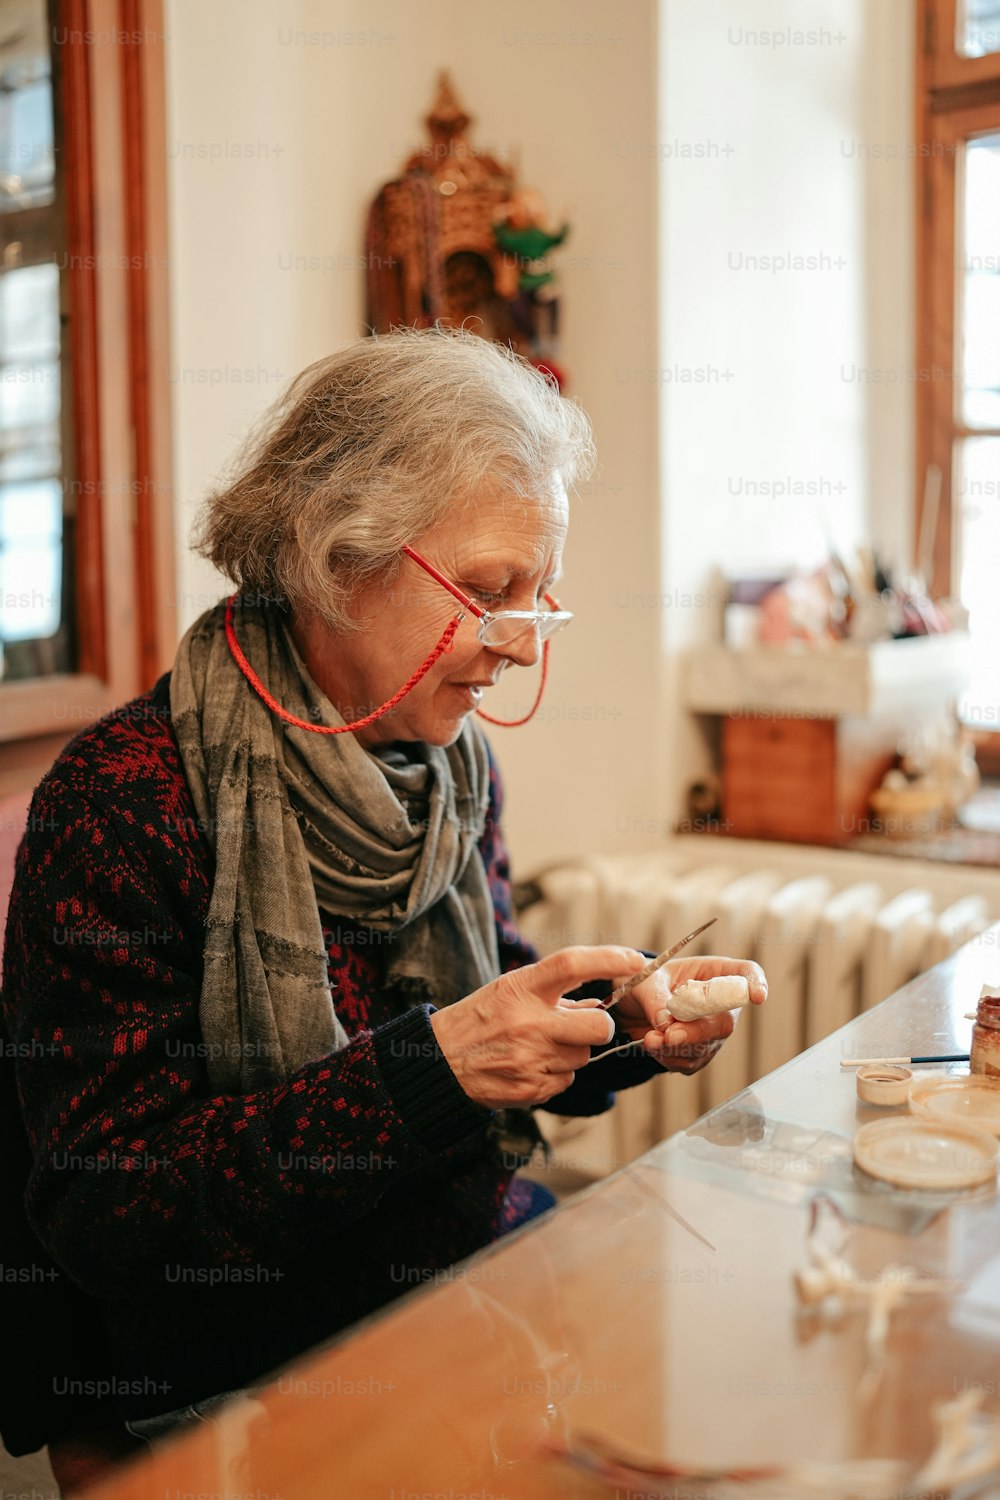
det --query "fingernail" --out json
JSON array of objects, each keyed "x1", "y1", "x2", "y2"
[{"x1": 667, "y1": 1025, "x2": 687, "y2": 1045}]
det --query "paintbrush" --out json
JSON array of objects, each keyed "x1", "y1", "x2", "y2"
[
  {"x1": 839, "y1": 1054, "x2": 970, "y2": 1068},
  {"x1": 598, "y1": 917, "x2": 718, "y2": 1012}
]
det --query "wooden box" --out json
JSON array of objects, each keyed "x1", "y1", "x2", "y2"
[{"x1": 722, "y1": 713, "x2": 898, "y2": 844}]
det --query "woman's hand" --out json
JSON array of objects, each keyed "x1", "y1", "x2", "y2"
[
  {"x1": 612, "y1": 954, "x2": 768, "y2": 1075},
  {"x1": 429, "y1": 946, "x2": 650, "y2": 1109}
]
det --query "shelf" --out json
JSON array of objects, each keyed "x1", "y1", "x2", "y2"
[{"x1": 682, "y1": 633, "x2": 971, "y2": 719}]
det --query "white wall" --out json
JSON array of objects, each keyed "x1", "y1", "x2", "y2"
[
  {"x1": 164, "y1": 0, "x2": 914, "y2": 877},
  {"x1": 164, "y1": 0, "x2": 666, "y2": 875},
  {"x1": 658, "y1": 0, "x2": 915, "y2": 815}
]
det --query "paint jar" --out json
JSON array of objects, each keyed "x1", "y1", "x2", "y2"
[
  {"x1": 971, "y1": 988, "x2": 1000, "y2": 1078},
  {"x1": 856, "y1": 1064, "x2": 912, "y2": 1106}
]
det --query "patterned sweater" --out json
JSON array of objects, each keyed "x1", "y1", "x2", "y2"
[{"x1": 1, "y1": 671, "x2": 662, "y2": 1421}]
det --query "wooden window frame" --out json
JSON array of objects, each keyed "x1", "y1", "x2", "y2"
[
  {"x1": 916, "y1": 101, "x2": 1000, "y2": 591},
  {"x1": 916, "y1": 0, "x2": 1000, "y2": 595},
  {"x1": 0, "y1": 0, "x2": 176, "y2": 794},
  {"x1": 924, "y1": 0, "x2": 1000, "y2": 88},
  {"x1": 917, "y1": 0, "x2": 1000, "y2": 773}
]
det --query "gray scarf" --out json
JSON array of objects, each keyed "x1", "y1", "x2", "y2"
[{"x1": 169, "y1": 596, "x2": 501, "y2": 1095}]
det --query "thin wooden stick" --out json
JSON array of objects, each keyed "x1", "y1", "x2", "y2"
[
  {"x1": 839, "y1": 1053, "x2": 969, "y2": 1069},
  {"x1": 599, "y1": 917, "x2": 717, "y2": 1011}
]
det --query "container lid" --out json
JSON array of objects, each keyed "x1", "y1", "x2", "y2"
[
  {"x1": 854, "y1": 1117, "x2": 998, "y2": 1190},
  {"x1": 909, "y1": 1075, "x2": 1000, "y2": 1137}
]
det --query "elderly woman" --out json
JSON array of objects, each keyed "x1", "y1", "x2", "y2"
[{"x1": 2, "y1": 327, "x2": 765, "y2": 1457}]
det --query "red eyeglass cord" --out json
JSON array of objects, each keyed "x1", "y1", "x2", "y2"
[{"x1": 223, "y1": 594, "x2": 549, "y2": 734}]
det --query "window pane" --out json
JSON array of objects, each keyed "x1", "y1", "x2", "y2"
[
  {"x1": 0, "y1": 479, "x2": 62, "y2": 651},
  {"x1": 0, "y1": 0, "x2": 73, "y2": 683},
  {"x1": 961, "y1": 133, "x2": 1000, "y2": 428},
  {"x1": 0, "y1": 37, "x2": 54, "y2": 209},
  {"x1": 957, "y1": 437, "x2": 1000, "y2": 727},
  {"x1": 0, "y1": 261, "x2": 60, "y2": 358},
  {"x1": 959, "y1": 0, "x2": 1000, "y2": 57},
  {"x1": 0, "y1": 477, "x2": 61, "y2": 543}
]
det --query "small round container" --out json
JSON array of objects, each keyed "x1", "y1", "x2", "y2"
[
  {"x1": 856, "y1": 1064, "x2": 913, "y2": 1106},
  {"x1": 869, "y1": 785, "x2": 942, "y2": 839},
  {"x1": 854, "y1": 1117, "x2": 998, "y2": 1190},
  {"x1": 909, "y1": 1075, "x2": 1000, "y2": 1135},
  {"x1": 971, "y1": 992, "x2": 1000, "y2": 1078}
]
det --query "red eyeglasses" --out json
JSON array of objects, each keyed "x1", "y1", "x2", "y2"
[
  {"x1": 223, "y1": 547, "x2": 570, "y2": 735},
  {"x1": 401, "y1": 545, "x2": 573, "y2": 648}
]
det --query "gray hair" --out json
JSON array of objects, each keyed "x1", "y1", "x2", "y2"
[{"x1": 192, "y1": 325, "x2": 597, "y2": 633}]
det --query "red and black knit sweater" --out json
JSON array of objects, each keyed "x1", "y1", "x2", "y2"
[{"x1": 1, "y1": 671, "x2": 661, "y2": 1420}]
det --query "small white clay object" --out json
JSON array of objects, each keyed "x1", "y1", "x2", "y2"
[{"x1": 660, "y1": 975, "x2": 751, "y2": 1024}]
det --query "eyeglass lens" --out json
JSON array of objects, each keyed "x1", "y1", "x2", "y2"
[{"x1": 478, "y1": 613, "x2": 570, "y2": 648}]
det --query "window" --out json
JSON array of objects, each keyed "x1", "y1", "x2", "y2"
[
  {"x1": 916, "y1": 0, "x2": 1000, "y2": 740},
  {"x1": 1, "y1": 15, "x2": 71, "y2": 682},
  {"x1": 957, "y1": 131, "x2": 1000, "y2": 727},
  {"x1": 926, "y1": 0, "x2": 1000, "y2": 82},
  {"x1": 0, "y1": 0, "x2": 175, "y2": 790},
  {"x1": 962, "y1": 0, "x2": 1000, "y2": 57}
]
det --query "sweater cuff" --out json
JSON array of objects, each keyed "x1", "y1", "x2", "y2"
[{"x1": 372, "y1": 1004, "x2": 493, "y2": 1152}]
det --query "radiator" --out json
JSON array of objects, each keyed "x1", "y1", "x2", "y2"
[{"x1": 516, "y1": 837, "x2": 1000, "y2": 1182}]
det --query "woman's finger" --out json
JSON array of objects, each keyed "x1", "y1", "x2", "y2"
[
  {"x1": 543, "y1": 1044, "x2": 593, "y2": 1074},
  {"x1": 659, "y1": 1010, "x2": 736, "y2": 1049},
  {"x1": 531, "y1": 945, "x2": 647, "y2": 1004},
  {"x1": 547, "y1": 1006, "x2": 616, "y2": 1049},
  {"x1": 665, "y1": 956, "x2": 768, "y2": 1005},
  {"x1": 642, "y1": 1027, "x2": 725, "y2": 1054}
]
